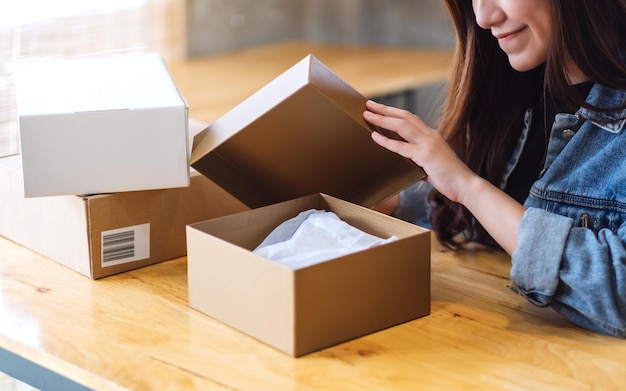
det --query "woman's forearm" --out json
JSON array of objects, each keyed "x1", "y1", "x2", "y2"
[{"x1": 458, "y1": 175, "x2": 525, "y2": 254}]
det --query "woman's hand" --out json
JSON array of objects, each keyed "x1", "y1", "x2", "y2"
[
  {"x1": 363, "y1": 100, "x2": 525, "y2": 254},
  {"x1": 363, "y1": 100, "x2": 477, "y2": 204}
]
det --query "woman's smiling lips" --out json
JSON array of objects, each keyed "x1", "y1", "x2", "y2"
[{"x1": 494, "y1": 26, "x2": 527, "y2": 48}]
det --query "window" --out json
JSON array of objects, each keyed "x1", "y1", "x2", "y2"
[{"x1": 0, "y1": 0, "x2": 186, "y2": 157}]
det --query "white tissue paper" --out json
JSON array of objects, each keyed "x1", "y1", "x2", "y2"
[{"x1": 253, "y1": 209, "x2": 397, "y2": 269}]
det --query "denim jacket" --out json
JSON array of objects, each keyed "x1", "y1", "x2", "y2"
[
  {"x1": 510, "y1": 82, "x2": 626, "y2": 338},
  {"x1": 393, "y1": 82, "x2": 626, "y2": 337}
]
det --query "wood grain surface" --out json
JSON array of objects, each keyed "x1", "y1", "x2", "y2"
[{"x1": 1, "y1": 233, "x2": 625, "y2": 390}]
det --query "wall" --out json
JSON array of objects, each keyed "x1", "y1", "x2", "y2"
[
  {"x1": 301, "y1": 0, "x2": 453, "y2": 48},
  {"x1": 186, "y1": 0, "x2": 302, "y2": 56},
  {"x1": 186, "y1": 0, "x2": 455, "y2": 126},
  {"x1": 187, "y1": 0, "x2": 453, "y2": 55}
]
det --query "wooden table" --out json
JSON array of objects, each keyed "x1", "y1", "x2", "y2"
[
  {"x1": 2, "y1": 233, "x2": 626, "y2": 390},
  {"x1": 167, "y1": 40, "x2": 453, "y2": 125}
]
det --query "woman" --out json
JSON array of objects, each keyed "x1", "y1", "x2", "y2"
[{"x1": 364, "y1": 0, "x2": 626, "y2": 337}]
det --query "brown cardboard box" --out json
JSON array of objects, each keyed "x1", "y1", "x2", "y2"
[
  {"x1": 0, "y1": 122, "x2": 249, "y2": 279},
  {"x1": 186, "y1": 55, "x2": 430, "y2": 357},
  {"x1": 187, "y1": 193, "x2": 430, "y2": 357}
]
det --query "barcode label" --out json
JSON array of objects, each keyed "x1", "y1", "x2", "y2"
[{"x1": 101, "y1": 223, "x2": 150, "y2": 267}]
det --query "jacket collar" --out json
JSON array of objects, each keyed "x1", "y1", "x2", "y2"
[{"x1": 578, "y1": 83, "x2": 626, "y2": 134}]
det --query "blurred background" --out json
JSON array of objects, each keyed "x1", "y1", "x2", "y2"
[
  {"x1": 186, "y1": 0, "x2": 453, "y2": 55},
  {"x1": 0, "y1": 0, "x2": 453, "y2": 158}
]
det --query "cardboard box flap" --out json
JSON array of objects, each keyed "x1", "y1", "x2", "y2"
[{"x1": 190, "y1": 55, "x2": 425, "y2": 209}]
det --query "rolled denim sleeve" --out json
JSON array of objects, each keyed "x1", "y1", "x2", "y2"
[
  {"x1": 511, "y1": 208, "x2": 572, "y2": 305},
  {"x1": 511, "y1": 207, "x2": 626, "y2": 338}
]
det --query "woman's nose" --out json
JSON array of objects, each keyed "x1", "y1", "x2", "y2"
[{"x1": 472, "y1": 0, "x2": 505, "y2": 30}]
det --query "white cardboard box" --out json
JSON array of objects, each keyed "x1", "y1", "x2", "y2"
[
  {"x1": 187, "y1": 55, "x2": 430, "y2": 356},
  {"x1": 16, "y1": 53, "x2": 189, "y2": 197}
]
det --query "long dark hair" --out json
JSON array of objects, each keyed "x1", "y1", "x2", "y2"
[{"x1": 430, "y1": 0, "x2": 626, "y2": 249}]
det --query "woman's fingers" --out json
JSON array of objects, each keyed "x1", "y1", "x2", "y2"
[
  {"x1": 365, "y1": 99, "x2": 406, "y2": 116},
  {"x1": 363, "y1": 110, "x2": 417, "y2": 144},
  {"x1": 370, "y1": 131, "x2": 418, "y2": 160},
  {"x1": 364, "y1": 100, "x2": 429, "y2": 143}
]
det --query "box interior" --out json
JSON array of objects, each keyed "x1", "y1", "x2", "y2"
[{"x1": 190, "y1": 193, "x2": 423, "y2": 253}]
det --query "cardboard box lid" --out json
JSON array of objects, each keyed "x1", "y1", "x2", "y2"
[{"x1": 190, "y1": 55, "x2": 425, "y2": 209}]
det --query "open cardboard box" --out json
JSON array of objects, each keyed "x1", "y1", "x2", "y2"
[
  {"x1": 16, "y1": 53, "x2": 189, "y2": 197},
  {"x1": 0, "y1": 121, "x2": 249, "y2": 279},
  {"x1": 187, "y1": 193, "x2": 430, "y2": 357},
  {"x1": 186, "y1": 55, "x2": 430, "y2": 356}
]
